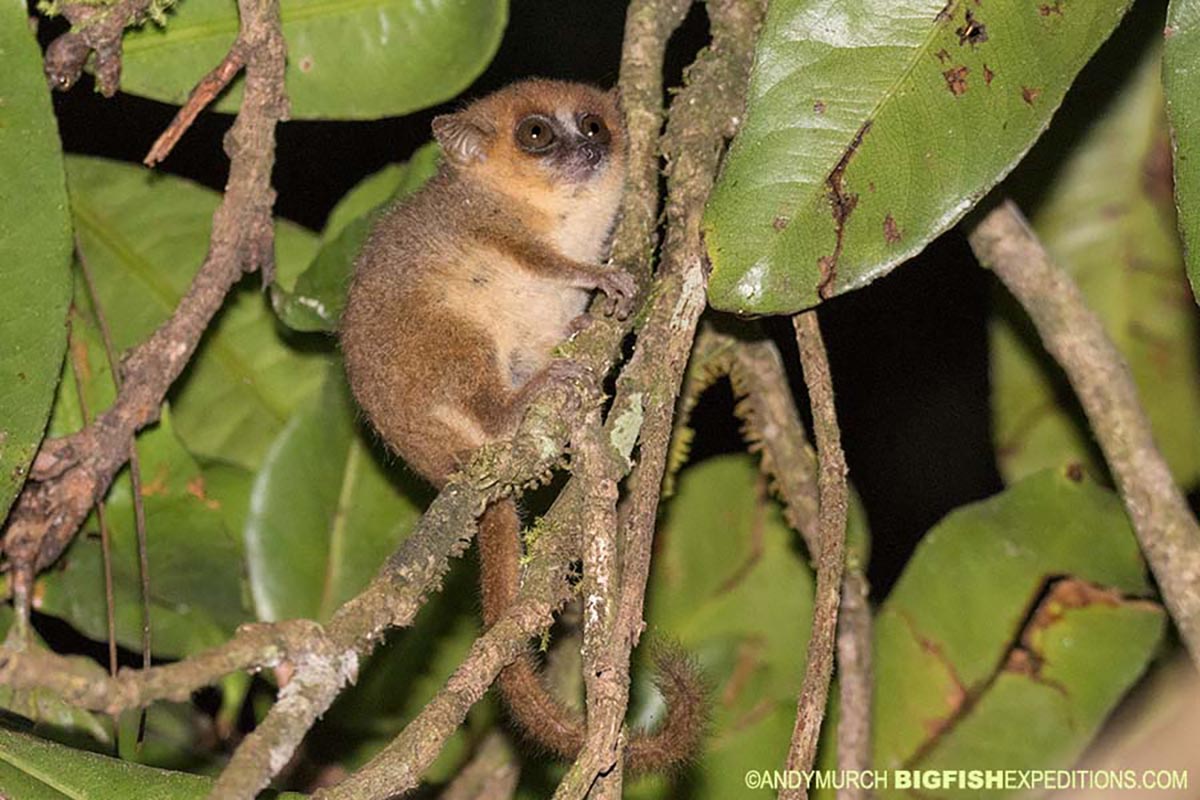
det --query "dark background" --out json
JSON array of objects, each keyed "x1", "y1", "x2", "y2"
[{"x1": 51, "y1": 0, "x2": 1165, "y2": 599}]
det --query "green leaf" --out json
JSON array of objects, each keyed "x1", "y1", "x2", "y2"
[
  {"x1": 272, "y1": 143, "x2": 441, "y2": 332},
  {"x1": 116, "y1": 0, "x2": 507, "y2": 120},
  {"x1": 35, "y1": 304, "x2": 251, "y2": 658},
  {"x1": 630, "y1": 454, "x2": 818, "y2": 800},
  {"x1": 703, "y1": 0, "x2": 1131, "y2": 314},
  {"x1": 323, "y1": 145, "x2": 442, "y2": 241},
  {"x1": 0, "y1": 725, "x2": 304, "y2": 799},
  {"x1": 992, "y1": 44, "x2": 1200, "y2": 486},
  {"x1": 65, "y1": 156, "x2": 328, "y2": 470},
  {"x1": 874, "y1": 468, "x2": 1163, "y2": 791},
  {"x1": 1165, "y1": 0, "x2": 1200, "y2": 301},
  {"x1": 245, "y1": 364, "x2": 428, "y2": 622},
  {"x1": 0, "y1": 3, "x2": 73, "y2": 520}
]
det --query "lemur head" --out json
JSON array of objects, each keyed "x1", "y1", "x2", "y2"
[{"x1": 431, "y1": 79, "x2": 626, "y2": 200}]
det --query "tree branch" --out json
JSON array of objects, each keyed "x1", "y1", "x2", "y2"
[
  {"x1": 0, "y1": 620, "x2": 327, "y2": 715},
  {"x1": 968, "y1": 198, "x2": 1200, "y2": 664},
  {"x1": 781, "y1": 311, "x2": 849, "y2": 800},
  {"x1": 315, "y1": 490, "x2": 585, "y2": 799},
  {"x1": 4, "y1": 0, "x2": 289, "y2": 624},
  {"x1": 43, "y1": 0, "x2": 152, "y2": 95}
]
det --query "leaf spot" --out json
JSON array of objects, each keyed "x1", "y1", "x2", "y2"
[
  {"x1": 944, "y1": 65, "x2": 970, "y2": 96},
  {"x1": 883, "y1": 214, "x2": 902, "y2": 244},
  {"x1": 935, "y1": 48, "x2": 952, "y2": 64},
  {"x1": 956, "y1": 10, "x2": 988, "y2": 47},
  {"x1": 1021, "y1": 85, "x2": 1042, "y2": 105},
  {"x1": 984, "y1": 64, "x2": 995, "y2": 85},
  {"x1": 1038, "y1": 2, "x2": 1064, "y2": 16},
  {"x1": 187, "y1": 474, "x2": 221, "y2": 510},
  {"x1": 813, "y1": 99, "x2": 826, "y2": 115},
  {"x1": 140, "y1": 464, "x2": 170, "y2": 497}
]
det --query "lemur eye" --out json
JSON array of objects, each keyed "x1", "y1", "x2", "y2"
[
  {"x1": 578, "y1": 113, "x2": 611, "y2": 145},
  {"x1": 515, "y1": 116, "x2": 557, "y2": 153}
]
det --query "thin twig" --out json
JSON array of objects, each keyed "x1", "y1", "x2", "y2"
[
  {"x1": 65, "y1": 309, "x2": 120, "y2": 750},
  {"x1": 144, "y1": 46, "x2": 248, "y2": 167},
  {"x1": 0, "y1": 620, "x2": 327, "y2": 714},
  {"x1": 610, "y1": 0, "x2": 695, "y2": 284},
  {"x1": 968, "y1": 199, "x2": 1200, "y2": 663},
  {"x1": 75, "y1": 239, "x2": 155, "y2": 745},
  {"x1": 782, "y1": 311, "x2": 849, "y2": 800},
  {"x1": 717, "y1": 326, "x2": 873, "y2": 788},
  {"x1": 72, "y1": 247, "x2": 122, "y2": 670}
]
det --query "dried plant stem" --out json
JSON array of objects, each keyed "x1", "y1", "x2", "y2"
[
  {"x1": 144, "y1": 46, "x2": 248, "y2": 166},
  {"x1": 968, "y1": 199, "x2": 1200, "y2": 664},
  {"x1": 782, "y1": 311, "x2": 849, "y2": 800}
]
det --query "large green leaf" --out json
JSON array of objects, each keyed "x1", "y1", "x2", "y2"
[
  {"x1": 272, "y1": 143, "x2": 441, "y2": 332},
  {"x1": 116, "y1": 0, "x2": 507, "y2": 120},
  {"x1": 65, "y1": 156, "x2": 328, "y2": 471},
  {"x1": 0, "y1": 1, "x2": 73, "y2": 520},
  {"x1": 34, "y1": 303, "x2": 251, "y2": 658},
  {"x1": 874, "y1": 468, "x2": 1163, "y2": 795},
  {"x1": 244, "y1": 364, "x2": 428, "y2": 622},
  {"x1": 703, "y1": 0, "x2": 1131, "y2": 314},
  {"x1": 992, "y1": 45, "x2": 1200, "y2": 486},
  {"x1": 1165, "y1": 0, "x2": 1200, "y2": 300},
  {"x1": 0, "y1": 725, "x2": 303, "y2": 799}
]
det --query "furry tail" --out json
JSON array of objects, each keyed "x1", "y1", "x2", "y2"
[{"x1": 477, "y1": 500, "x2": 707, "y2": 771}]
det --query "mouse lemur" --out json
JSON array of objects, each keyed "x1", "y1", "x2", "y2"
[{"x1": 340, "y1": 78, "x2": 703, "y2": 770}]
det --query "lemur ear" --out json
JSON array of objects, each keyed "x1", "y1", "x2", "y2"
[{"x1": 432, "y1": 113, "x2": 492, "y2": 166}]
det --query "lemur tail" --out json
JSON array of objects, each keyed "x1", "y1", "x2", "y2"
[{"x1": 477, "y1": 499, "x2": 708, "y2": 771}]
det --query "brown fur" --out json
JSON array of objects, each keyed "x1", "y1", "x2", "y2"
[{"x1": 340, "y1": 79, "x2": 704, "y2": 770}]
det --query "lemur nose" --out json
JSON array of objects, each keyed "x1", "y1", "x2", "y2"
[{"x1": 578, "y1": 141, "x2": 605, "y2": 165}]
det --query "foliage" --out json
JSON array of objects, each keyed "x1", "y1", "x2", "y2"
[
  {"x1": 0, "y1": 3, "x2": 72, "y2": 522},
  {"x1": 704, "y1": 0, "x2": 1130, "y2": 314},
  {"x1": 1165, "y1": 0, "x2": 1200, "y2": 296},
  {"x1": 119, "y1": 0, "x2": 508, "y2": 119},
  {"x1": 3, "y1": 0, "x2": 1199, "y2": 794}
]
